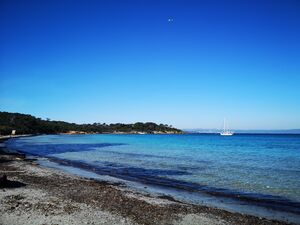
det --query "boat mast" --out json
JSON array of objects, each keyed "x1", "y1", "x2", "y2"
[{"x1": 221, "y1": 118, "x2": 233, "y2": 135}]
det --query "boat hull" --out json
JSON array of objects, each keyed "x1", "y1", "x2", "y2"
[{"x1": 220, "y1": 133, "x2": 233, "y2": 136}]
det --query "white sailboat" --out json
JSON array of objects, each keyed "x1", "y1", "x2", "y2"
[{"x1": 220, "y1": 118, "x2": 233, "y2": 136}]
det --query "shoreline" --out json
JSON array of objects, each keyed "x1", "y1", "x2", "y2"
[
  {"x1": 0, "y1": 138, "x2": 296, "y2": 225},
  {"x1": 34, "y1": 154, "x2": 300, "y2": 218},
  {"x1": 4, "y1": 134, "x2": 300, "y2": 218}
]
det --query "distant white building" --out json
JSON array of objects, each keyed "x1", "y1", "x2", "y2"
[{"x1": 11, "y1": 130, "x2": 16, "y2": 135}]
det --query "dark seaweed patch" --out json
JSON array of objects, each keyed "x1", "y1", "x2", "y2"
[{"x1": 6, "y1": 143, "x2": 126, "y2": 156}]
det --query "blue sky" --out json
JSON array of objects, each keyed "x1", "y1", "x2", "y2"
[{"x1": 0, "y1": 0, "x2": 299, "y2": 129}]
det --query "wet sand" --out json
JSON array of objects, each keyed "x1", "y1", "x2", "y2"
[{"x1": 0, "y1": 139, "x2": 295, "y2": 225}]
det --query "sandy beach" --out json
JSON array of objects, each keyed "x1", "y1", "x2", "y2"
[{"x1": 0, "y1": 138, "x2": 294, "y2": 225}]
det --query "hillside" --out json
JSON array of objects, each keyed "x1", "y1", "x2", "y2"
[{"x1": 0, "y1": 112, "x2": 182, "y2": 135}]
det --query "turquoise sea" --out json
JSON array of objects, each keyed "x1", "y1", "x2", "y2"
[{"x1": 6, "y1": 134, "x2": 300, "y2": 222}]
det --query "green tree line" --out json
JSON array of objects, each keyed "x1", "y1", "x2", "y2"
[{"x1": 0, "y1": 112, "x2": 182, "y2": 135}]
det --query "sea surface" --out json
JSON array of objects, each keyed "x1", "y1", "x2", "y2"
[{"x1": 6, "y1": 134, "x2": 300, "y2": 222}]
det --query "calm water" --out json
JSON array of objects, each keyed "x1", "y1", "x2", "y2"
[{"x1": 6, "y1": 134, "x2": 300, "y2": 221}]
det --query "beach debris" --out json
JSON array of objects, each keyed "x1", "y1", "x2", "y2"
[
  {"x1": 0, "y1": 174, "x2": 26, "y2": 188},
  {"x1": 0, "y1": 174, "x2": 8, "y2": 185}
]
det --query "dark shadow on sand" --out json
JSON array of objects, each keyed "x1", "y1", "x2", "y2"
[
  {"x1": 0, "y1": 158, "x2": 13, "y2": 163},
  {"x1": 0, "y1": 179, "x2": 26, "y2": 189}
]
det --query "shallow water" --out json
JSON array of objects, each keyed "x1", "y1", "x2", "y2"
[{"x1": 6, "y1": 134, "x2": 300, "y2": 221}]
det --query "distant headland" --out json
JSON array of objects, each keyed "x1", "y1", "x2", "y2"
[
  {"x1": 0, "y1": 112, "x2": 182, "y2": 135},
  {"x1": 184, "y1": 128, "x2": 300, "y2": 134}
]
